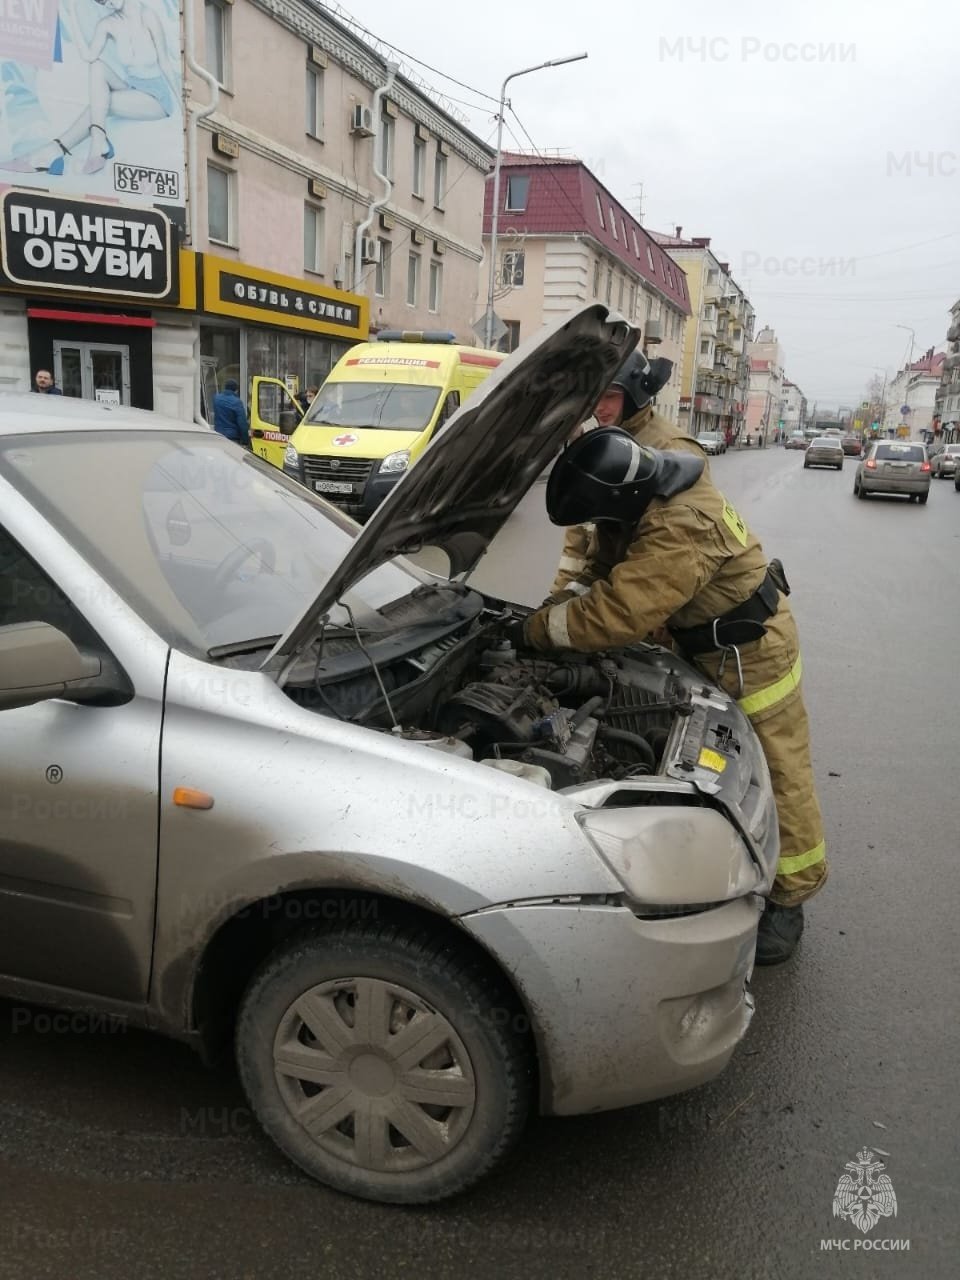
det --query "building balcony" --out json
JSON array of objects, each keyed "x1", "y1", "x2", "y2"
[
  {"x1": 948, "y1": 321, "x2": 960, "y2": 342},
  {"x1": 945, "y1": 353, "x2": 960, "y2": 370},
  {"x1": 700, "y1": 317, "x2": 717, "y2": 338}
]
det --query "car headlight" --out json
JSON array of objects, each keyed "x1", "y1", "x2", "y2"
[
  {"x1": 578, "y1": 805, "x2": 763, "y2": 907},
  {"x1": 283, "y1": 444, "x2": 299, "y2": 468},
  {"x1": 380, "y1": 450, "x2": 410, "y2": 474}
]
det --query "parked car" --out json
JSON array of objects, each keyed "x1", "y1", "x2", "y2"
[
  {"x1": 785, "y1": 431, "x2": 808, "y2": 450},
  {"x1": 0, "y1": 304, "x2": 778, "y2": 1206},
  {"x1": 854, "y1": 440, "x2": 931, "y2": 503},
  {"x1": 930, "y1": 443, "x2": 960, "y2": 478},
  {"x1": 695, "y1": 430, "x2": 726, "y2": 454},
  {"x1": 841, "y1": 434, "x2": 862, "y2": 457},
  {"x1": 803, "y1": 437, "x2": 844, "y2": 471}
]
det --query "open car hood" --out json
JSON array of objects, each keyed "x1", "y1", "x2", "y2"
[{"x1": 261, "y1": 304, "x2": 639, "y2": 678}]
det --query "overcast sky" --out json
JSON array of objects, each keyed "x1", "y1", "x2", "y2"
[{"x1": 348, "y1": 0, "x2": 959, "y2": 407}]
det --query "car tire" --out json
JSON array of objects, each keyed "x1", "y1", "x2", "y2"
[
  {"x1": 235, "y1": 922, "x2": 533, "y2": 1205},
  {"x1": 918, "y1": 492, "x2": 929, "y2": 505},
  {"x1": 803, "y1": 461, "x2": 810, "y2": 469},
  {"x1": 855, "y1": 480, "x2": 868, "y2": 499}
]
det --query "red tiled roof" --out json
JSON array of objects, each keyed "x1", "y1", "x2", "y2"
[
  {"x1": 484, "y1": 155, "x2": 691, "y2": 314},
  {"x1": 907, "y1": 350, "x2": 945, "y2": 374}
]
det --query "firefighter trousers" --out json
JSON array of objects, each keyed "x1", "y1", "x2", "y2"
[{"x1": 690, "y1": 599, "x2": 828, "y2": 907}]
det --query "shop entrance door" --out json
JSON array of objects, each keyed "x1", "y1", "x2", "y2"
[{"x1": 53, "y1": 341, "x2": 131, "y2": 405}]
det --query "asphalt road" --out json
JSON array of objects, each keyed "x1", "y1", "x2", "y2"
[{"x1": 3, "y1": 445, "x2": 958, "y2": 1280}]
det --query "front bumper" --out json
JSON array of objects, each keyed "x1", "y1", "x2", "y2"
[
  {"x1": 461, "y1": 896, "x2": 762, "y2": 1115},
  {"x1": 284, "y1": 459, "x2": 401, "y2": 521}
]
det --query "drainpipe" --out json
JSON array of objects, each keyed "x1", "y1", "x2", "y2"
[
  {"x1": 183, "y1": 0, "x2": 220, "y2": 423},
  {"x1": 354, "y1": 62, "x2": 399, "y2": 294}
]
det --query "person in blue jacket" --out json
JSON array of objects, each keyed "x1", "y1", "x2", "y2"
[{"x1": 212, "y1": 379, "x2": 250, "y2": 446}]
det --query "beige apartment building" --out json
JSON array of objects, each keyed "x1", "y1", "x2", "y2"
[
  {"x1": 192, "y1": 0, "x2": 494, "y2": 402},
  {"x1": 481, "y1": 155, "x2": 691, "y2": 422},
  {"x1": 0, "y1": 2, "x2": 491, "y2": 418},
  {"x1": 650, "y1": 231, "x2": 755, "y2": 441}
]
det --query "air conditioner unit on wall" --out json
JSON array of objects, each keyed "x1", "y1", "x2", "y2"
[
  {"x1": 350, "y1": 105, "x2": 374, "y2": 136},
  {"x1": 360, "y1": 236, "x2": 380, "y2": 264}
]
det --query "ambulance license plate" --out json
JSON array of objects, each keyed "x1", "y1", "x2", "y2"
[{"x1": 314, "y1": 480, "x2": 354, "y2": 494}]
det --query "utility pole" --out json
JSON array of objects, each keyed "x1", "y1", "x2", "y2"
[{"x1": 485, "y1": 53, "x2": 588, "y2": 349}]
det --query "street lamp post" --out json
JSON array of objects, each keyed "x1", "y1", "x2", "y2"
[{"x1": 484, "y1": 53, "x2": 588, "y2": 349}]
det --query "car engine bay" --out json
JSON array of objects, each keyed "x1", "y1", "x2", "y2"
[{"x1": 277, "y1": 585, "x2": 715, "y2": 790}]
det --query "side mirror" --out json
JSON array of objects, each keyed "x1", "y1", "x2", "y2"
[{"x1": 0, "y1": 622, "x2": 103, "y2": 712}]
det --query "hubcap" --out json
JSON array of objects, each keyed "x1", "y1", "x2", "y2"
[{"x1": 272, "y1": 978, "x2": 476, "y2": 1174}]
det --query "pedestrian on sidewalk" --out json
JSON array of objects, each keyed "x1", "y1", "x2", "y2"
[{"x1": 212, "y1": 379, "x2": 250, "y2": 447}]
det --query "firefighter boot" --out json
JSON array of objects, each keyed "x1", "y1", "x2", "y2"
[{"x1": 755, "y1": 901, "x2": 804, "y2": 965}]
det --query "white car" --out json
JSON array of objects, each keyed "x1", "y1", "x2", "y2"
[
  {"x1": 0, "y1": 304, "x2": 778, "y2": 1205},
  {"x1": 695, "y1": 430, "x2": 726, "y2": 454}
]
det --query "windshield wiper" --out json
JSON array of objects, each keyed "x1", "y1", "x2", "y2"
[{"x1": 207, "y1": 635, "x2": 281, "y2": 659}]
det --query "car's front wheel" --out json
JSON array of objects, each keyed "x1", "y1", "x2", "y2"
[
  {"x1": 918, "y1": 492, "x2": 929, "y2": 505},
  {"x1": 235, "y1": 923, "x2": 533, "y2": 1204}
]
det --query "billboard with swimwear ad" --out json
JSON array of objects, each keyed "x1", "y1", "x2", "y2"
[{"x1": 0, "y1": 0, "x2": 184, "y2": 218}]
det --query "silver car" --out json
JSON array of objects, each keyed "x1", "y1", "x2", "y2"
[
  {"x1": 0, "y1": 305, "x2": 777, "y2": 1205},
  {"x1": 854, "y1": 440, "x2": 931, "y2": 502},
  {"x1": 803, "y1": 437, "x2": 844, "y2": 471},
  {"x1": 930, "y1": 443, "x2": 960, "y2": 478}
]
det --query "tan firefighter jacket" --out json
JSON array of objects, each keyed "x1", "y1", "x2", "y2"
[
  {"x1": 527, "y1": 467, "x2": 767, "y2": 654},
  {"x1": 550, "y1": 405, "x2": 710, "y2": 596}
]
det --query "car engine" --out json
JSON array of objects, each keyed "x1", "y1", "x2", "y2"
[{"x1": 285, "y1": 617, "x2": 697, "y2": 789}]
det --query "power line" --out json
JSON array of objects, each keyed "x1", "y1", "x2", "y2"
[
  {"x1": 507, "y1": 105, "x2": 602, "y2": 230},
  {"x1": 318, "y1": 4, "x2": 499, "y2": 106}
]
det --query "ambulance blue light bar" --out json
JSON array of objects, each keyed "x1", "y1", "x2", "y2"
[{"x1": 375, "y1": 330, "x2": 457, "y2": 343}]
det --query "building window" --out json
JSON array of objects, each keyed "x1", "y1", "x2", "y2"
[
  {"x1": 632, "y1": 229, "x2": 640, "y2": 257},
  {"x1": 497, "y1": 320, "x2": 521, "y2": 354},
  {"x1": 204, "y1": 0, "x2": 229, "y2": 86},
  {"x1": 207, "y1": 163, "x2": 234, "y2": 244},
  {"x1": 707, "y1": 268, "x2": 719, "y2": 283},
  {"x1": 500, "y1": 250, "x2": 524, "y2": 287},
  {"x1": 428, "y1": 260, "x2": 442, "y2": 313},
  {"x1": 610, "y1": 208, "x2": 618, "y2": 240},
  {"x1": 505, "y1": 174, "x2": 530, "y2": 212},
  {"x1": 605, "y1": 265, "x2": 613, "y2": 305},
  {"x1": 733, "y1": 327, "x2": 742, "y2": 341},
  {"x1": 434, "y1": 151, "x2": 447, "y2": 208},
  {"x1": 646, "y1": 245, "x2": 655, "y2": 270},
  {"x1": 378, "y1": 112, "x2": 394, "y2": 179},
  {"x1": 375, "y1": 237, "x2": 391, "y2": 297},
  {"x1": 407, "y1": 252, "x2": 420, "y2": 306},
  {"x1": 306, "y1": 66, "x2": 324, "y2": 138},
  {"x1": 303, "y1": 203, "x2": 324, "y2": 273},
  {"x1": 617, "y1": 276, "x2": 625, "y2": 310},
  {"x1": 628, "y1": 282, "x2": 637, "y2": 318},
  {"x1": 701, "y1": 340, "x2": 710, "y2": 355},
  {"x1": 705, "y1": 305, "x2": 715, "y2": 321},
  {"x1": 413, "y1": 138, "x2": 425, "y2": 197},
  {"x1": 593, "y1": 260, "x2": 601, "y2": 296},
  {"x1": 595, "y1": 193, "x2": 604, "y2": 228},
  {"x1": 621, "y1": 218, "x2": 628, "y2": 246}
]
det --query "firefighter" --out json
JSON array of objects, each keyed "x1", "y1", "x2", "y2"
[
  {"x1": 552, "y1": 350, "x2": 707, "y2": 596},
  {"x1": 521, "y1": 429, "x2": 828, "y2": 964}
]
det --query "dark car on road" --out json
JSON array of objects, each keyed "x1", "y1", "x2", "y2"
[
  {"x1": 785, "y1": 431, "x2": 808, "y2": 450},
  {"x1": 854, "y1": 440, "x2": 930, "y2": 503},
  {"x1": 803, "y1": 437, "x2": 844, "y2": 471},
  {"x1": 841, "y1": 434, "x2": 862, "y2": 456}
]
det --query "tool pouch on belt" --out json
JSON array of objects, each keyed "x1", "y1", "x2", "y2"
[{"x1": 670, "y1": 561, "x2": 788, "y2": 655}]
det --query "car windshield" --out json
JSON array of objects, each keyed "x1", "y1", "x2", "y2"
[
  {"x1": 946, "y1": 446, "x2": 960, "y2": 455},
  {"x1": 812, "y1": 438, "x2": 841, "y2": 447},
  {"x1": 304, "y1": 381, "x2": 442, "y2": 431},
  {"x1": 0, "y1": 431, "x2": 431, "y2": 657},
  {"x1": 875, "y1": 444, "x2": 925, "y2": 462},
  {"x1": 698, "y1": 432, "x2": 719, "y2": 440}
]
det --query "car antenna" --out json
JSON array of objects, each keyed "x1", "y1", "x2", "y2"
[{"x1": 339, "y1": 600, "x2": 400, "y2": 730}]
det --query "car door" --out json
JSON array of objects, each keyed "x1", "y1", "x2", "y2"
[
  {"x1": 0, "y1": 523, "x2": 163, "y2": 1002},
  {"x1": 250, "y1": 377, "x2": 304, "y2": 469}
]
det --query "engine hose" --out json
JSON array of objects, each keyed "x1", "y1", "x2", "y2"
[
  {"x1": 597, "y1": 725, "x2": 656, "y2": 770},
  {"x1": 570, "y1": 695, "x2": 606, "y2": 729}
]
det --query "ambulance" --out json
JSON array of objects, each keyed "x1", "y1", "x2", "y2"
[{"x1": 253, "y1": 331, "x2": 505, "y2": 520}]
